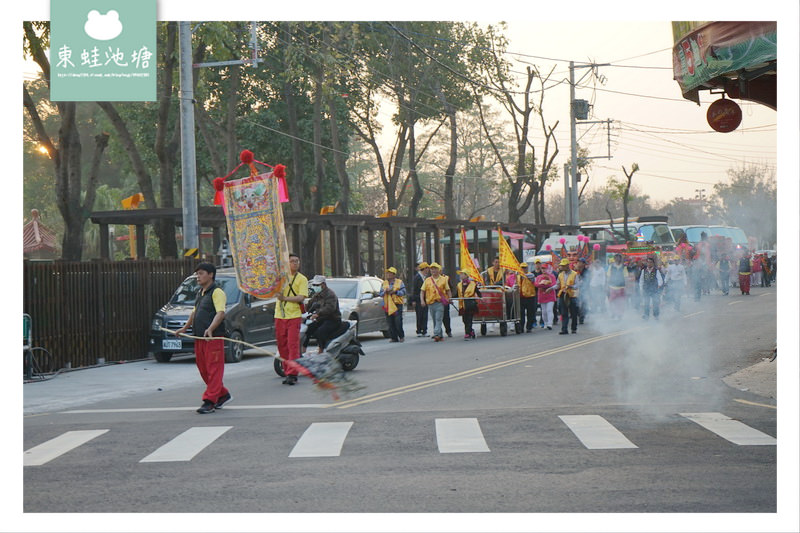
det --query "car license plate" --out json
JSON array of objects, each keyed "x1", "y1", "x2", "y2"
[{"x1": 162, "y1": 339, "x2": 182, "y2": 350}]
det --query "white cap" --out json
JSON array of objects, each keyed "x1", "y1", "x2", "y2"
[{"x1": 310, "y1": 275, "x2": 326, "y2": 286}]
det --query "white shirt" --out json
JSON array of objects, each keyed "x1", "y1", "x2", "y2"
[{"x1": 665, "y1": 263, "x2": 688, "y2": 286}]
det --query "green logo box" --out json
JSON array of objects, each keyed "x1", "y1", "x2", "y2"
[{"x1": 50, "y1": 0, "x2": 156, "y2": 101}]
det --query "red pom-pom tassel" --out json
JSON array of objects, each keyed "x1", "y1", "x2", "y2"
[
  {"x1": 213, "y1": 177, "x2": 225, "y2": 206},
  {"x1": 273, "y1": 164, "x2": 286, "y2": 179},
  {"x1": 240, "y1": 150, "x2": 254, "y2": 164}
]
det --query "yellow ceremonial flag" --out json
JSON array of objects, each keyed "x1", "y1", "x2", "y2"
[
  {"x1": 459, "y1": 228, "x2": 483, "y2": 283},
  {"x1": 497, "y1": 227, "x2": 523, "y2": 273}
]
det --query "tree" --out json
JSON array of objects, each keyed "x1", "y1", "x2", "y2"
[
  {"x1": 709, "y1": 164, "x2": 776, "y2": 247},
  {"x1": 473, "y1": 27, "x2": 560, "y2": 224},
  {"x1": 421, "y1": 107, "x2": 504, "y2": 220},
  {"x1": 23, "y1": 22, "x2": 111, "y2": 261},
  {"x1": 605, "y1": 163, "x2": 640, "y2": 241}
]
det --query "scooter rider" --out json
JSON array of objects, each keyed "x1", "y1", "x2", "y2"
[{"x1": 304, "y1": 275, "x2": 342, "y2": 353}]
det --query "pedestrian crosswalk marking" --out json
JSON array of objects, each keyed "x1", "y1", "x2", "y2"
[
  {"x1": 25, "y1": 412, "x2": 775, "y2": 465},
  {"x1": 559, "y1": 415, "x2": 638, "y2": 449},
  {"x1": 435, "y1": 418, "x2": 490, "y2": 453},
  {"x1": 680, "y1": 412, "x2": 776, "y2": 445},
  {"x1": 289, "y1": 422, "x2": 353, "y2": 458},
  {"x1": 140, "y1": 426, "x2": 233, "y2": 463},
  {"x1": 24, "y1": 429, "x2": 109, "y2": 466}
]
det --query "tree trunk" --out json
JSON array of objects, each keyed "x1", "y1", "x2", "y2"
[
  {"x1": 327, "y1": 90, "x2": 350, "y2": 214},
  {"x1": 225, "y1": 64, "x2": 242, "y2": 170},
  {"x1": 283, "y1": 81, "x2": 306, "y2": 213},
  {"x1": 154, "y1": 21, "x2": 179, "y2": 258},
  {"x1": 442, "y1": 104, "x2": 457, "y2": 220},
  {"x1": 407, "y1": 123, "x2": 420, "y2": 217}
]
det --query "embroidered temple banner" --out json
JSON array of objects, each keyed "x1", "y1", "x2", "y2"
[{"x1": 223, "y1": 172, "x2": 290, "y2": 298}]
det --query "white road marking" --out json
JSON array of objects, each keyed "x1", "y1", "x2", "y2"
[
  {"x1": 24, "y1": 429, "x2": 109, "y2": 466},
  {"x1": 559, "y1": 415, "x2": 638, "y2": 449},
  {"x1": 728, "y1": 301, "x2": 742, "y2": 305},
  {"x1": 140, "y1": 426, "x2": 233, "y2": 462},
  {"x1": 289, "y1": 422, "x2": 354, "y2": 458},
  {"x1": 63, "y1": 404, "x2": 328, "y2": 414},
  {"x1": 680, "y1": 413, "x2": 776, "y2": 445},
  {"x1": 435, "y1": 418, "x2": 490, "y2": 453}
]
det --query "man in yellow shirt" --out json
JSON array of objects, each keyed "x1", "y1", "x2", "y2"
[
  {"x1": 555, "y1": 258, "x2": 579, "y2": 335},
  {"x1": 420, "y1": 262, "x2": 451, "y2": 342},
  {"x1": 274, "y1": 253, "x2": 308, "y2": 385},
  {"x1": 176, "y1": 263, "x2": 230, "y2": 414}
]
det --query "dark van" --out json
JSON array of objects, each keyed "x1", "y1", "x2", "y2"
[{"x1": 148, "y1": 268, "x2": 276, "y2": 363}]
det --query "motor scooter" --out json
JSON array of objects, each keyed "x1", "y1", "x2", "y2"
[{"x1": 274, "y1": 318, "x2": 364, "y2": 376}]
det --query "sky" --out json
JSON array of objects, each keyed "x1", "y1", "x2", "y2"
[
  {"x1": 500, "y1": 20, "x2": 777, "y2": 204},
  {"x1": 7, "y1": 1, "x2": 799, "y2": 532}
]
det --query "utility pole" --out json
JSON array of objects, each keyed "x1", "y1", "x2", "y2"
[
  {"x1": 178, "y1": 21, "x2": 262, "y2": 258},
  {"x1": 178, "y1": 21, "x2": 199, "y2": 256},
  {"x1": 567, "y1": 61, "x2": 612, "y2": 227}
]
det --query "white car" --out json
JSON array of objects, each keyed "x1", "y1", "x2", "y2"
[{"x1": 308, "y1": 276, "x2": 391, "y2": 338}]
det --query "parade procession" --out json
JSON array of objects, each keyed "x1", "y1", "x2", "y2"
[{"x1": 21, "y1": 13, "x2": 786, "y2": 526}]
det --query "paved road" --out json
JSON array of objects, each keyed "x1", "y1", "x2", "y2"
[{"x1": 19, "y1": 286, "x2": 790, "y2": 530}]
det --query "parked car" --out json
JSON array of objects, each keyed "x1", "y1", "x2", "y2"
[
  {"x1": 148, "y1": 268, "x2": 277, "y2": 363},
  {"x1": 310, "y1": 276, "x2": 390, "y2": 339}
]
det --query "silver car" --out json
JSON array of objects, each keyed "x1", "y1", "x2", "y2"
[{"x1": 310, "y1": 276, "x2": 390, "y2": 338}]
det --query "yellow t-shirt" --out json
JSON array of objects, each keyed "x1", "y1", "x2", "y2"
[
  {"x1": 422, "y1": 275, "x2": 450, "y2": 305},
  {"x1": 274, "y1": 272, "x2": 308, "y2": 320}
]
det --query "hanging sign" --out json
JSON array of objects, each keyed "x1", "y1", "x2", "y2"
[{"x1": 707, "y1": 98, "x2": 742, "y2": 132}]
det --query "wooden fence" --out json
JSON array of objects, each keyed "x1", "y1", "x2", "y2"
[{"x1": 23, "y1": 259, "x2": 199, "y2": 370}]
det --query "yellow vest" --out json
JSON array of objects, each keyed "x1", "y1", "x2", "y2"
[
  {"x1": 382, "y1": 278, "x2": 404, "y2": 315},
  {"x1": 457, "y1": 280, "x2": 477, "y2": 310},
  {"x1": 518, "y1": 275, "x2": 537, "y2": 298},
  {"x1": 485, "y1": 266, "x2": 505, "y2": 285},
  {"x1": 557, "y1": 270, "x2": 578, "y2": 298}
]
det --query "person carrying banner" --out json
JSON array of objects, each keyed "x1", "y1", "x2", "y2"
[
  {"x1": 176, "y1": 263, "x2": 231, "y2": 414},
  {"x1": 275, "y1": 253, "x2": 308, "y2": 385},
  {"x1": 380, "y1": 267, "x2": 406, "y2": 342}
]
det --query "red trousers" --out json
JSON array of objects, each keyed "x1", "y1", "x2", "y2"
[
  {"x1": 275, "y1": 317, "x2": 301, "y2": 376},
  {"x1": 195, "y1": 338, "x2": 228, "y2": 403},
  {"x1": 739, "y1": 273, "x2": 751, "y2": 294}
]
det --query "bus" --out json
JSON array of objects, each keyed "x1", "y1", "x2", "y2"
[
  {"x1": 708, "y1": 225, "x2": 749, "y2": 248},
  {"x1": 670, "y1": 225, "x2": 711, "y2": 244},
  {"x1": 579, "y1": 216, "x2": 676, "y2": 250}
]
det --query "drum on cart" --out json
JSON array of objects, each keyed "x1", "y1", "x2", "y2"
[{"x1": 471, "y1": 286, "x2": 522, "y2": 336}]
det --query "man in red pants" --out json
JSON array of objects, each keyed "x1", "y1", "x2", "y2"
[
  {"x1": 177, "y1": 263, "x2": 231, "y2": 414},
  {"x1": 275, "y1": 253, "x2": 308, "y2": 385}
]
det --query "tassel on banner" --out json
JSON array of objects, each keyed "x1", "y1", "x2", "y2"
[
  {"x1": 213, "y1": 177, "x2": 225, "y2": 206},
  {"x1": 211, "y1": 150, "x2": 290, "y2": 207}
]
